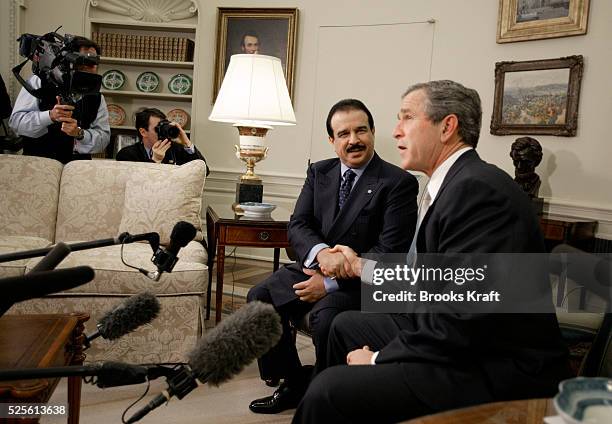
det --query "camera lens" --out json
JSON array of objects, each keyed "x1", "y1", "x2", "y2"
[{"x1": 155, "y1": 120, "x2": 180, "y2": 140}]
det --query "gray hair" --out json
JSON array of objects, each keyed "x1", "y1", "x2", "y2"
[{"x1": 403, "y1": 80, "x2": 482, "y2": 148}]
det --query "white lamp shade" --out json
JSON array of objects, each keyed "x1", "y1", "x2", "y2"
[{"x1": 209, "y1": 54, "x2": 296, "y2": 126}]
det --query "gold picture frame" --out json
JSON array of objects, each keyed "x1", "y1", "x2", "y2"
[
  {"x1": 497, "y1": 0, "x2": 590, "y2": 43},
  {"x1": 213, "y1": 7, "x2": 299, "y2": 102},
  {"x1": 490, "y1": 55, "x2": 584, "y2": 137}
]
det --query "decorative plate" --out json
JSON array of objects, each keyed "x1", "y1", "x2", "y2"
[
  {"x1": 101, "y1": 69, "x2": 126, "y2": 90},
  {"x1": 107, "y1": 104, "x2": 126, "y2": 126},
  {"x1": 136, "y1": 71, "x2": 160, "y2": 92},
  {"x1": 554, "y1": 377, "x2": 612, "y2": 423},
  {"x1": 168, "y1": 73, "x2": 192, "y2": 95},
  {"x1": 238, "y1": 202, "x2": 277, "y2": 218},
  {"x1": 166, "y1": 108, "x2": 190, "y2": 129}
]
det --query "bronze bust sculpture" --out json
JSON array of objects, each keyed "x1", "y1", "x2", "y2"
[{"x1": 510, "y1": 137, "x2": 542, "y2": 198}]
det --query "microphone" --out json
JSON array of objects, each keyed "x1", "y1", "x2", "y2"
[
  {"x1": 28, "y1": 242, "x2": 71, "y2": 273},
  {"x1": 0, "y1": 266, "x2": 94, "y2": 315},
  {"x1": 145, "y1": 221, "x2": 197, "y2": 281},
  {"x1": 126, "y1": 301, "x2": 282, "y2": 423},
  {"x1": 85, "y1": 291, "x2": 161, "y2": 348}
]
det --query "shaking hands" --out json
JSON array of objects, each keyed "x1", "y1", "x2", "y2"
[{"x1": 315, "y1": 245, "x2": 364, "y2": 279}]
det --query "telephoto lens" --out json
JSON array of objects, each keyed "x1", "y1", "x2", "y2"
[{"x1": 155, "y1": 119, "x2": 180, "y2": 140}]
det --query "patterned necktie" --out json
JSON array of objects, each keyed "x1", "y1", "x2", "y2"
[{"x1": 338, "y1": 169, "x2": 356, "y2": 210}]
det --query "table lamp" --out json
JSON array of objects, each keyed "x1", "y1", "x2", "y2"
[{"x1": 209, "y1": 54, "x2": 296, "y2": 207}]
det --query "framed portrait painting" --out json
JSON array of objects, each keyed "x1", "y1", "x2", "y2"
[
  {"x1": 490, "y1": 55, "x2": 583, "y2": 137},
  {"x1": 497, "y1": 0, "x2": 590, "y2": 43},
  {"x1": 213, "y1": 7, "x2": 298, "y2": 101}
]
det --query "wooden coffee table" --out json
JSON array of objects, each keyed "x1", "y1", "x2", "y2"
[
  {"x1": 404, "y1": 398, "x2": 555, "y2": 423},
  {"x1": 0, "y1": 313, "x2": 89, "y2": 424}
]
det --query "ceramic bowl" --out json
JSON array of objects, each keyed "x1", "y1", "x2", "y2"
[
  {"x1": 238, "y1": 202, "x2": 276, "y2": 218},
  {"x1": 553, "y1": 377, "x2": 612, "y2": 424}
]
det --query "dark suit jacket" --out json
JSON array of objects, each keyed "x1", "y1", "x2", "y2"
[
  {"x1": 116, "y1": 141, "x2": 209, "y2": 175},
  {"x1": 267, "y1": 153, "x2": 418, "y2": 306},
  {"x1": 376, "y1": 150, "x2": 570, "y2": 410}
]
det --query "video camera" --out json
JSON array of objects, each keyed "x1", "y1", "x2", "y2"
[{"x1": 12, "y1": 29, "x2": 102, "y2": 105}]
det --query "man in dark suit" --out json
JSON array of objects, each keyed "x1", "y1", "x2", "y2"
[
  {"x1": 247, "y1": 99, "x2": 419, "y2": 414},
  {"x1": 293, "y1": 81, "x2": 571, "y2": 423},
  {"x1": 116, "y1": 108, "x2": 208, "y2": 174}
]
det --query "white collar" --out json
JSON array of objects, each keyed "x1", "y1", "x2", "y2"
[{"x1": 426, "y1": 147, "x2": 473, "y2": 202}]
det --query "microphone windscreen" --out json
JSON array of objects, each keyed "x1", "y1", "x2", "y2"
[
  {"x1": 187, "y1": 301, "x2": 281, "y2": 386},
  {"x1": 170, "y1": 221, "x2": 197, "y2": 249},
  {"x1": 97, "y1": 292, "x2": 161, "y2": 340}
]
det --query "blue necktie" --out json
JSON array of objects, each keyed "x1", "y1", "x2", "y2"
[{"x1": 338, "y1": 169, "x2": 356, "y2": 210}]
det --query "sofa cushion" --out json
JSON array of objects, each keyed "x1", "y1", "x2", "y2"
[
  {"x1": 0, "y1": 154, "x2": 62, "y2": 242},
  {"x1": 24, "y1": 241, "x2": 207, "y2": 295},
  {"x1": 118, "y1": 160, "x2": 206, "y2": 245},
  {"x1": 0, "y1": 235, "x2": 53, "y2": 277}
]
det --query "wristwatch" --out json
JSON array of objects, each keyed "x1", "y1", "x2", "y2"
[{"x1": 75, "y1": 127, "x2": 85, "y2": 141}]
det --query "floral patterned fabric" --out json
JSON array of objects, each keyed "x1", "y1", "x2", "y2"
[
  {"x1": 118, "y1": 159, "x2": 206, "y2": 245},
  {"x1": 0, "y1": 154, "x2": 62, "y2": 241},
  {"x1": 0, "y1": 235, "x2": 53, "y2": 277}
]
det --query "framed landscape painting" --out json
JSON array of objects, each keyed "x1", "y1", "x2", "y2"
[
  {"x1": 490, "y1": 55, "x2": 583, "y2": 137},
  {"x1": 497, "y1": 0, "x2": 590, "y2": 43}
]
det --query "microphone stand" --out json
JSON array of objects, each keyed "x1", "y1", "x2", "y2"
[
  {"x1": 0, "y1": 363, "x2": 181, "y2": 388},
  {"x1": 0, "y1": 232, "x2": 159, "y2": 263}
]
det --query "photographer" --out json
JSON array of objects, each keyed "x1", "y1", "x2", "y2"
[
  {"x1": 116, "y1": 108, "x2": 208, "y2": 172},
  {"x1": 9, "y1": 36, "x2": 110, "y2": 164}
]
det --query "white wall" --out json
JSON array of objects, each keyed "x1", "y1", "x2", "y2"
[{"x1": 6, "y1": 0, "x2": 612, "y2": 238}]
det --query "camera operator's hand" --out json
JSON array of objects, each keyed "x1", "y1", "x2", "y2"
[
  {"x1": 49, "y1": 96, "x2": 74, "y2": 122},
  {"x1": 171, "y1": 122, "x2": 193, "y2": 148},
  {"x1": 59, "y1": 117, "x2": 81, "y2": 138},
  {"x1": 152, "y1": 139, "x2": 171, "y2": 163}
]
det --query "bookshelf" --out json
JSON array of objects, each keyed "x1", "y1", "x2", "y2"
[{"x1": 84, "y1": 0, "x2": 199, "y2": 156}]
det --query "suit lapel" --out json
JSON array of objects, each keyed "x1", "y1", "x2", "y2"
[
  {"x1": 326, "y1": 154, "x2": 382, "y2": 242},
  {"x1": 416, "y1": 149, "x2": 478, "y2": 251},
  {"x1": 317, "y1": 160, "x2": 341, "y2": 238}
]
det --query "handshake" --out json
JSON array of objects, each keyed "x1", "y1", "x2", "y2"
[
  {"x1": 313, "y1": 245, "x2": 365, "y2": 280},
  {"x1": 293, "y1": 245, "x2": 365, "y2": 303}
]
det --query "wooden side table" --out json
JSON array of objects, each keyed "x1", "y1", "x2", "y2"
[
  {"x1": 539, "y1": 216, "x2": 597, "y2": 252},
  {"x1": 206, "y1": 204, "x2": 291, "y2": 323},
  {"x1": 0, "y1": 313, "x2": 89, "y2": 424}
]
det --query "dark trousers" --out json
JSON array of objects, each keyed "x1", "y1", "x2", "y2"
[
  {"x1": 247, "y1": 268, "x2": 360, "y2": 382},
  {"x1": 293, "y1": 311, "x2": 431, "y2": 424}
]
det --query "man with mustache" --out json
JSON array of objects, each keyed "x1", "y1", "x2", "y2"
[
  {"x1": 247, "y1": 98, "x2": 418, "y2": 414},
  {"x1": 293, "y1": 81, "x2": 570, "y2": 423}
]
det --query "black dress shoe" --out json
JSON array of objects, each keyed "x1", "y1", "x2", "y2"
[{"x1": 249, "y1": 381, "x2": 306, "y2": 414}]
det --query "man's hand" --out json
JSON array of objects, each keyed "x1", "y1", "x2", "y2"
[
  {"x1": 293, "y1": 268, "x2": 326, "y2": 303},
  {"x1": 171, "y1": 122, "x2": 193, "y2": 148},
  {"x1": 316, "y1": 248, "x2": 355, "y2": 279},
  {"x1": 329, "y1": 244, "x2": 363, "y2": 278},
  {"x1": 49, "y1": 96, "x2": 74, "y2": 122},
  {"x1": 347, "y1": 346, "x2": 374, "y2": 365},
  {"x1": 152, "y1": 139, "x2": 171, "y2": 163},
  {"x1": 59, "y1": 117, "x2": 80, "y2": 137}
]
